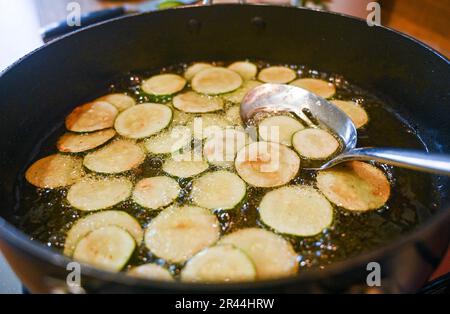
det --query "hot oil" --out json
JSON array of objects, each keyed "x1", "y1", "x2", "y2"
[{"x1": 14, "y1": 61, "x2": 439, "y2": 274}]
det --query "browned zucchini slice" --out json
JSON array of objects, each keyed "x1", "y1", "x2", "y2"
[
  {"x1": 66, "y1": 101, "x2": 118, "y2": 133},
  {"x1": 25, "y1": 154, "x2": 84, "y2": 189},
  {"x1": 316, "y1": 161, "x2": 391, "y2": 212},
  {"x1": 57, "y1": 129, "x2": 116, "y2": 153},
  {"x1": 235, "y1": 142, "x2": 300, "y2": 188}
]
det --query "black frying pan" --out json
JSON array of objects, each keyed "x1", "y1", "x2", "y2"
[{"x1": 0, "y1": 4, "x2": 449, "y2": 293}]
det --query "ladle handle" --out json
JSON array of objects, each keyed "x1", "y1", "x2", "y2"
[{"x1": 330, "y1": 148, "x2": 450, "y2": 175}]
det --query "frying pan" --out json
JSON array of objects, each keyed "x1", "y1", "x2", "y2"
[{"x1": 0, "y1": 4, "x2": 449, "y2": 293}]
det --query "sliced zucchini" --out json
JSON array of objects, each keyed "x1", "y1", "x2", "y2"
[
  {"x1": 184, "y1": 63, "x2": 213, "y2": 81},
  {"x1": 316, "y1": 161, "x2": 391, "y2": 212},
  {"x1": 181, "y1": 245, "x2": 256, "y2": 283},
  {"x1": 331, "y1": 100, "x2": 369, "y2": 129},
  {"x1": 73, "y1": 225, "x2": 135, "y2": 272},
  {"x1": 66, "y1": 101, "x2": 119, "y2": 133},
  {"x1": 127, "y1": 264, "x2": 174, "y2": 281},
  {"x1": 141, "y1": 74, "x2": 186, "y2": 96},
  {"x1": 98, "y1": 93, "x2": 136, "y2": 112},
  {"x1": 188, "y1": 115, "x2": 233, "y2": 140},
  {"x1": 219, "y1": 228, "x2": 298, "y2": 279},
  {"x1": 259, "y1": 185, "x2": 334, "y2": 237},
  {"x1": 67, "y1": 177, "x2": 132, "y2": 211},
  {"x1": 64, "y1": 210, "x2": 143, "y2": 256},
  {"x1": 222, "y1": 80, "x2": 262, "y2": 104},
  {"x1": 144, "y1": 205, "x2": 220, "y2": 263},
  {"x1": 132, "y1": 176, "x2": 180, "y2": 210},
  {"x1": 258, "y1": 66, "x2": 296, "y2": 84},
  {"x1": 259, "y1": 115, "x2": 304, "y2": 146},
  {"x1": 203, "y1": 128, "x2": 251, "y2": 168},
  {"x1": 173, "y1": 91, "x2": 224, "y2": 113},
  {"x1": 290, "y1": 78, "x2": 336, "y2": 99},
  {"x1": 57, "y1": 129, "x2": 116, "y2": 153},
  {"x1": 191, "y1": 67, "x2": 243, "y2": 95},
  {"x1": 235, "y1": 142, "x2": 300, "y2": 188},
  {"x1": 292, "y1": 128, "x2": 340, "y2": 160},
  {"x1": 83, "y1": 139, "x2": 145, "y2": 174},
  {"x1": 114, "y1": 103, "x2": 173, "y2": 139},
  {"x1": 25, "y1": 154, "x2": 84, "y2": 189},
  {"x1": 225, "y1": 106, "x2": 243, "y2": 126},
  {"x1": 192, "y1": 170, "x2": 246, "y2": 210},
  {"x1": 144, "y1": 126, "x2": 191, "y2": 154},
  {"x1": 228, "y1": 61, "x2": 258, "y2": 80},
  {"x1": 162, "y1": 149, "x2": 209, "y2": 178}
]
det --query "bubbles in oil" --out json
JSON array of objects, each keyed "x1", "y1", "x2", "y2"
[{"x1": 15, "y1": 60, "x2": 439, "y2": 273}]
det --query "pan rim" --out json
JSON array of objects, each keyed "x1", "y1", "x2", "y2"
[{"x1": 0, "y1": 4, "x2": 449, "y2": 291}]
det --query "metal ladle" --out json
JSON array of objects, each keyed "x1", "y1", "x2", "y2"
[{"x1": 240, "y1": 83, "x2": 450, "y2": 175}]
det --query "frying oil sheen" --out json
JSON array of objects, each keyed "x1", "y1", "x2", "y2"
[{"x1": 14, "y1": 61, "x2": 439, "y2": 275}]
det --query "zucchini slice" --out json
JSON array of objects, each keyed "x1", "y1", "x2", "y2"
[
  {"x1": 181, "y1": 245, "x2": 256, "y2": 283},
  {"x1": 222, "y1": 80, "x2": 262, "y2": 104},
  {"x1": 219, "y1": 228, "x2": 298, "y2": 279},
  {"x1": 184, "y1": 63, "x2": 213, "y2": 81},
  {"x1": 67, "y1": 177, "x2": 132, "y2": 211},
  {"x1": 57, "y1": 129, "x2": 116, "y2": 153},
  {"x1": 162, "y1": 150, "x2": 209, "y2": 178},
  {"x1": 259, "y1": 115, "x2": 304, "y2": 146},
  {"x1": 290, "y1": 78, "x2": 336, "y2": 99},
  {"x1": 114, "y1": 103, "x2": 173, "y2": 139},
  {"x1": 235, "y1": 142, "x2": 300, "y2": 188},
  {"x1": 191, "y1": 170, "x2": 246, "y2": 210},
  {"x1": 144, "y1": 205, "x2": 220, "y2": 263},
  {"x1": 203, "y1": 128, "x2": 251, "y2": 168},
  {"x1": 132, "y1": 176, "x2": 180, "y2": 210},
  {"x1": 64, "y1": 210, "x2": 143, "y2": 256},
  {"x1": 258, "y1": 66, "x2": 296, "y2": 84},
  {"x1": 228, "y1": 61, "x2": 258, "y2": 80},
  {"x1": 292, "y1": 128, "x2": 340, "y2": 160},
  {"x1": 25, "y1": 154, "x2": 84, "y2": 189},
  {"x1": 331, "y1": 100, "x2": 369, "y2": 129},
  {"x1": 66, "y1": 101, "x2": 118, "y2": 133},
  {"x1": 73, "y1": 225, "x2": 135, "y2": 272},
  {"x1": 98, "y1": 93, "x2": 136, "y2": 112},
  {"x1": 225, "y1": 106, "x2": 243, "y2": 127},
  {"x1": 188, "y1": 115, "x2": 233, "y2": 140},
  {"x1": 127, "y1": 264, "x2": 174, "y2": 281},
  {"x1": 259, "y1": 186, "x2": 334, "y2": 237},
  {"x1": 316, "y1": 161, "x2": 391, "y2": 212},
  {"x1": 144, "y1": 126, "x2": 191, "y2": 154},
  {"x1": 83, "y1": 139, "x2": 145, "y2": 174},
  {"x1": 141, "y1": 74, "x2": 186, "y2": 96},
  {"x1": 191, "y1": 67, "x2": 243, "y2": 95},
  {"x1": 173, "y1": 91, "x2": 224, "y2": 113}
]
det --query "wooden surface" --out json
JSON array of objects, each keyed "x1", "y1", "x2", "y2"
[{"x1": 382, "y1": 0, "x2": 450, "y2": 57}]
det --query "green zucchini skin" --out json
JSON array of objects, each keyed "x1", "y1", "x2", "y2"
[{"x1": 72, "y1": 225, "x2": 136, "y2": 272}]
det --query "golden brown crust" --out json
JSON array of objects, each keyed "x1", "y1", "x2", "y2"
[
  {"x1": 65, "y1": 101, "x2": 118, "y2": 133},
  {"x1": 316, "y1": 161, "x2": 391, "y2": 212},
  {"x1": 25, "y1": 154, "x2": 84, "y2": 189},
  {"x1": 57, "y1": 129, "x2": 116, "y2": 153}
]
